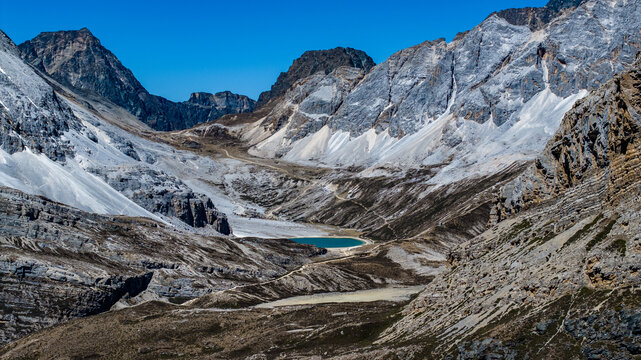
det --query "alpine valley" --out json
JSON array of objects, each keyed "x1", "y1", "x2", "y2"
[{"x1": 1, "y1": 0, "x2": 641, "y2": 359}]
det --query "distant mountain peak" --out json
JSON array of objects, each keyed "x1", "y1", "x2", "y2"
[
  {"x1": 17, "y1": 29, "x2": 254, "y2": 131},
  {"x1": 256, "y1": 46, "x2": 375, "y2": 108},
  {"x1": 490, "y1": 0, "x2": 585, "y2": 31},
  {"x1": 187, "y1": 91, "x2": 255, "y2": 113}
]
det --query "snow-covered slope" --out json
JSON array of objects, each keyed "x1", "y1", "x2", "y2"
[
  {"x1": 246, "y1": 0, "x2": 640, "y2": 185},
  {"x1": 0, "y1": 30, "x2": 154, "y2": 219},
  {"x1": 0, "y1": 147, "x2": 158, "y2": 218},
  {"x1": 0, "y1": 30, "x2": 232, "y2": 231}
]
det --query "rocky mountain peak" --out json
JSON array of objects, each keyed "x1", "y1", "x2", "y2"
[
  {"x1": 255, "y1": 47, "x2": 375, "y2": 107},
  {"x1": 0, "y1": 29, "x2": 16, "y2": 52},
  {"x1": 492, "y1": 0, "x2": 585, "y2": 30},
  {"x1": 17, "y1": 29, "x2": 254, "y2": 131},
  {"x1": 546, "y1": 0, "x2": 585, "y2": 12},
  {"x1": 18, "y1": 28, "x2": 147, "y2": 104},
  {"x1": 187, "y1": 91, "x2": 255, "y2": 112}
]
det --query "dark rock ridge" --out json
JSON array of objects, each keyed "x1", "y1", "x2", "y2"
[
  {"x1": 256, "y1": 47, "x2": 375, "y2": 107},
  {"x1": 91, "y1": 167, "x2": 231, "y2": 233},
  {"x1": 546, "y1": 0, "x2": 586, "y2": 12},
  {"x1": 188, "y1": 90, "x2": 254, "y2": 112},
  {"x1": 17, "y1": 28, "x2": 255, "y2": 131},
  {"x1": 492, "y1": 0, "x2": 585, "y2": 31}
]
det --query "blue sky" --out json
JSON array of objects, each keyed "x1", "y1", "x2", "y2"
[{"x1": 1, "y1": 0, "x2": 547, "y2": 101}]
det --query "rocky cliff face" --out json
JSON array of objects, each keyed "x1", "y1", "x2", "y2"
[
  {"x1": 377, "y1": 58, "x2": 641, "y2": 358},
  {"x1": 246, "y1": 0, "x2": 641, "y2": 186},
  {"x1": 492, "y1": 0, "x2": 584, "y2": 30},
  {"x1": 0, "y1": 30, "x2": 79, "y2": 161},
  {"x1": 92, "y1": 167, "x2": 231, "y2": 233},
  {"x1": 255, "y1": 47, "x2": 375, "y2": 107},
  {"x1": 493, "y1": 55, "x2": 641, "y2": 222},
  {"x1": 18, "y1": 28, "x2": 255, "y2": 131}
]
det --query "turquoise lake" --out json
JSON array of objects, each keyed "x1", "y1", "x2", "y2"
[{"x1": 291, "y1": 237, "x2": 364, "y2": 248}]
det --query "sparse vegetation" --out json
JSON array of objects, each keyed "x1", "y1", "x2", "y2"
[
  {"x1": 530, "y1": 230, "x2": 557, "y2": 245},
  {"x1": 586, "y1": 218, "x2": 618, "y2": 252},
  {"x1": 606, "y1": 238, "x2": 627, "y2": 257},
  {"x1": 500, "y1": 219, "x2": 533, "y2": 243},
  {"x1": 564, "y1": 213, "x2": 604, "y2": 248}
]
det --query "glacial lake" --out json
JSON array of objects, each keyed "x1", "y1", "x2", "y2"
[{"x1": 291, "y1": 237, "x2": 364, "y2": 248}]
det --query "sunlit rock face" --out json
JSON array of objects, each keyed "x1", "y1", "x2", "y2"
[
  {"x1": 246, "y1": 0, "x2": 641, "y2": 184},
  {"x1": 0, "y1": 29, "x2": 230, "y2": 231}
]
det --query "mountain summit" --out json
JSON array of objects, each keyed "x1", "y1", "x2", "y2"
[
  {"x1": 18, "y1": 28, "x2": 255, "y2": 131},
  {"x1": 256, "y1": 47, "x2": 375, "y2": 107}
]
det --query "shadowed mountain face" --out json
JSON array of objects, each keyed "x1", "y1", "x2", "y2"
[
  {"x1": 17, "y1": 28, "x2": 255, "y2": 131},
  {"x1": 546, "y1": 0, "x2": 585, "y2": 12},
  {"x1": 256, "y1": 47, "x2": 375, "y2": 108},
  {"x1": 492, "y1": 0, "x2": 585, "y2": 30}
]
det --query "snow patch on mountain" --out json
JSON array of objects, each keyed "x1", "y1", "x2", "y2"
[
  {"x1": 269, "y1": 87, "x2": 587, "y2": 187},
  {"x1": 0, "y1": 147, "x2": 157, "y2": 218}
]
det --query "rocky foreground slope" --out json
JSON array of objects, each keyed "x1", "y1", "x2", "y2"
[
  {"x1": 18, "y1": 28, "x2": 255, "y2": 130},
  {"x1": 0, "y1": 186, "x2": 322, "y2": 344}
]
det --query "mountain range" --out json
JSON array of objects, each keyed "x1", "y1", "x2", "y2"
[{"x1": 1, "y1": 0, "x2": 641, "y2": 358}]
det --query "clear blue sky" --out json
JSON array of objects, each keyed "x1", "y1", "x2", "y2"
[{"x1": 1, "y1": 0, "x2": 547, "y2": 101}]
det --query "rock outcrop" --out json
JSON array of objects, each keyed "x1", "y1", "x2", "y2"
[
  {"x1": 0, "y1": 30, "x2": 79, "y2": 161},
  {"x1": 255, "y1": 47, "x2": 375, "y2": 107},
  {"x1": 92, "y1": 167, "x2": 230, "y2": 233},
  {"x1": 18, "y1": 28, "x2": 255, "y2": 131},
  {"x1": 492, "y1": 0, "x2": 585, "y2": 30}
]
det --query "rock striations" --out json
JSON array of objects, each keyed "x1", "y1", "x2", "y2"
[
  {"x1": 18, "y1": 28, "x2": 255, "y2": 131},
  {"x1": 0, "y1": 186, "x2": 320, "y2": 344},
  {"x1": 494, "y1": 54, "x2": 641, "y2": 222},
  {"x1": 380, "y1": 54, "x2": 641, "y2": 360}
]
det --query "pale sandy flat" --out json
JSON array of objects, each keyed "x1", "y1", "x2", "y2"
[{"x1": 255, "y1": 285, "x2": 425, "y2": 308}]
